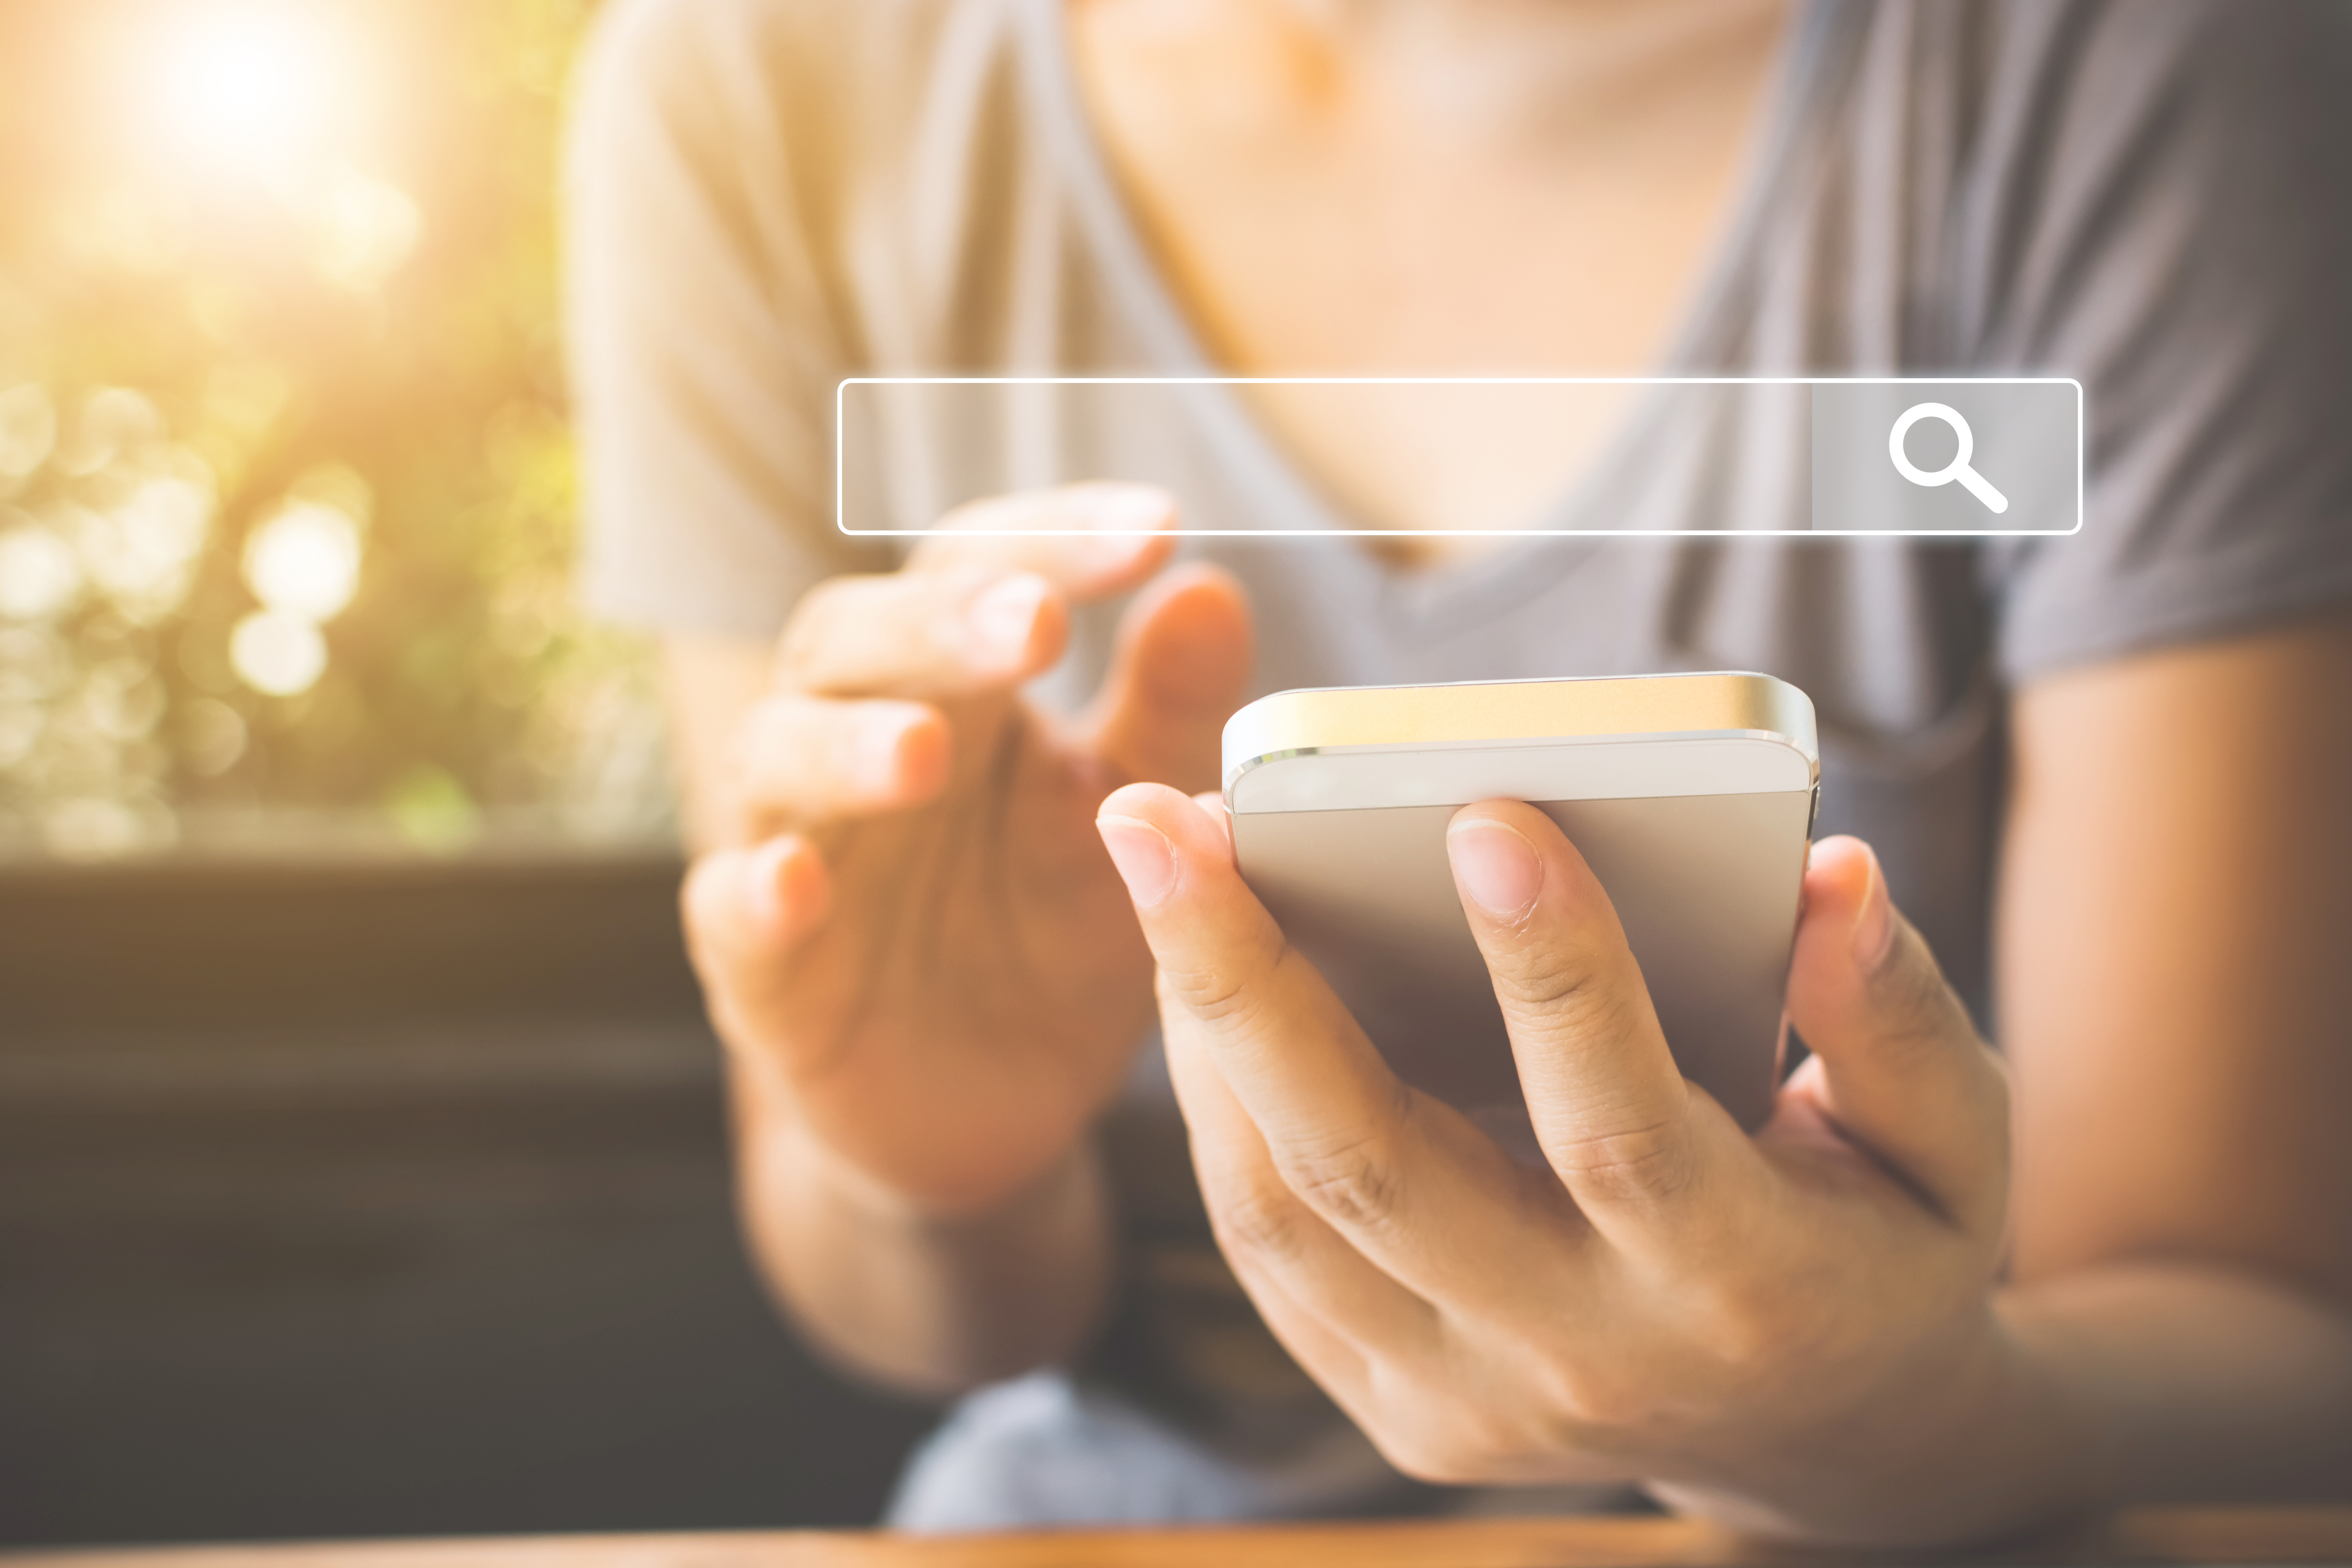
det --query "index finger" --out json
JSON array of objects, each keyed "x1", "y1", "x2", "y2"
[
  {"x1": 1446, "y1": 800, "x2": 1736, "y2": 1242},
  {"x1": 909, "y1": 483, "x2": 1179, "y2": 593}
]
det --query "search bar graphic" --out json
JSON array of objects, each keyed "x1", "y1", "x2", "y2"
[{"x1": 836, "y1": 377, "x2": 2082, "y2": 537}]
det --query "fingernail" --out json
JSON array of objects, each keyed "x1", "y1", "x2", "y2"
[
  {"x1": 1851, "y1": 847, "x2": 1895, "y2": 971},
  {"x1": 967, "y1": 574, "x2": 1047, "y2": 655},
  {"x1": 1448, "y1": 819, "x2": 1543, "y2": 918},
  {"x1": 853, "y1": 714, "x2": 908, "y2": 791},
  {"x1": 1097, "y1": 815, "x2": 1178, "y2": 907}
]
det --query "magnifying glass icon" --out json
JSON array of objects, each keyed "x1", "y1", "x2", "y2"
[{"x1": 1888, "y1": 402, "x2": 2009, "y2": 515}]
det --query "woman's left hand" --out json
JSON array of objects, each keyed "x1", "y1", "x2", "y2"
[{"x1": 1094, "y1": 785, "x2": 2057, "y2": 1545}]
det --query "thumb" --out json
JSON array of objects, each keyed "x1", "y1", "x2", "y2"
[
  {"x1": 1087, "y1": 562, "x2": 1253, "y2": 794},
  {"x1": 1782, "y1": 837, "x2": 2009, "y2": 1236}
]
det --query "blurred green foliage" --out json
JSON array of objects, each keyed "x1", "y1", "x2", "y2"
[{"x1": 0, "y1": 0, "x2": 669, "y2": 858}]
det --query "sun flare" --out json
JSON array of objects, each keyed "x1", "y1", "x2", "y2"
[{"x1": 148, "y1": 4, "x2": 338, "y2": 181}]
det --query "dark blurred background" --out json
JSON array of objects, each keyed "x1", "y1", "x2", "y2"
[{"x1": 0, "y1": 0, "x2": 938, "y2": 1545}]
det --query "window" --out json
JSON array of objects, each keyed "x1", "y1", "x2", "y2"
[{"x1": 0, "y1": 0, "x2": 669, "y2": 862}]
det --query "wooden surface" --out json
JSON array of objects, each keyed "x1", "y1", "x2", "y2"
[{"x1": 12, "y1": 1509, "x2": 2352, "y2": 1568}]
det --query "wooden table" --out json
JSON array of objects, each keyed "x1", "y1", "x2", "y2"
[{"x1": 11, "y1": 1510, "x2": 2352, "y2": 1568}]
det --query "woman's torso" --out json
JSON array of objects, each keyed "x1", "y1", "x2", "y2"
[{"x1": 583, "y1": 0, "x2": 2352, "y2": 1503}]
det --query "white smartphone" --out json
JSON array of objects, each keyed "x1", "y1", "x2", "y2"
[{"x1": 1222, "y1": 672, "x2": 1818, "y2": 1132}]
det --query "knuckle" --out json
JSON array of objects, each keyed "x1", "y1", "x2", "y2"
[
  {"x1": 1205, "y1": 1173, "x2": 1309, "y2": 1264},
  {"x1": 1528, "y1": 1338, "x2": 1666, "y2": 1439},
  {"x1": 1370, "y1": 1406, "x2": 1530, "y2": 1486},
  {"x1": 1545, "y1": 1112, "x2": 1694, "y2": 1206},
  {"x1": 1487, "y1": 935, "x2": 1599, "y2": 1012},
  {"x1": 1550, "y1": 1361, "x2": 1644, "y2": 1434},
  {"x1": 1489, "y1": 938, "x2": 1639, "y2": 1042},
  {"x1": 1153, "y1": 926, "x2": 1290, "y2": 1027},
  {"x1": 1280, "y1": 1136, "x2": 1400, "y2": 1232},
  {"x1": 1369, "y1": 1423, "x2": 1477, "y2": 1486},
  {"x1": 1685, "y1": 1271, "x2": 1811, "y2": 1378},
  {"x1": 1365, "y1": 1363, "x2": 1596, "y2": 1485},
  {"x1": 1274, "y1": 1088, "x2": 1414, "y2": 1233}
]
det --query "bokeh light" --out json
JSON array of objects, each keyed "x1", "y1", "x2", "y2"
[
  {"x1": 229, "y1": 607, "x2": 326, "y2": 697},
  {"x1": 74, "y1": 468, "x2": 215, "y2": 624},
  {"x1": 243, "y1": 499, "x2": 363, "y2": 621},
  {"x1": 144, "y1": 3, "x2": 340, "y2": 185},
  {"x1": 0, "y1": 528, "x2": 85, "y2": 621}
]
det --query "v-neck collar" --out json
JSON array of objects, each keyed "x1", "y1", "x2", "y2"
[{"x1": 1010, "y1": 0, "x2": 1867, "y2": 627}]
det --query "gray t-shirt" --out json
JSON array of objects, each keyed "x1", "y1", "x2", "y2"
[{"x1": 564, "y1": 0, "x2": 2352, "y2": 1526}]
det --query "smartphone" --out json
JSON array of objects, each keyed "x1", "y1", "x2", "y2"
[{"x1": 1222, "y1": 672, "x2": 1818, "y2": 1132}]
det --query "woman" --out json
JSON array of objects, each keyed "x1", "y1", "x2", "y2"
[{"x1": 564, "y1": 0, "x2": 2352, "y2": 1542}]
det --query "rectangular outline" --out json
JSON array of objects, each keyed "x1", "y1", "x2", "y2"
[{"x1": 835, "y1": 376, "x2": 2086, "y2": 538}]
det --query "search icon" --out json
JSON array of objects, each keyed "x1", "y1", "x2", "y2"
[{"x1": 1887, "y1": 402, "x2": 2009, "y2": 514}]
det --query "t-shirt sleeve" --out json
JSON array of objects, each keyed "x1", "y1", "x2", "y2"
[
  {"x1": 1979, "y1": 1, "x2": 2352, "y2": 682},
  {"x1": 562, "y1": 0, "x2": 884, "y2": 640}
]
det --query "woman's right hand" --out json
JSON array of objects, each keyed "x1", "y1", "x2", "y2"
[{"x1": 682, "y1": 485, "x2": 1253, "y2": 1218}]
